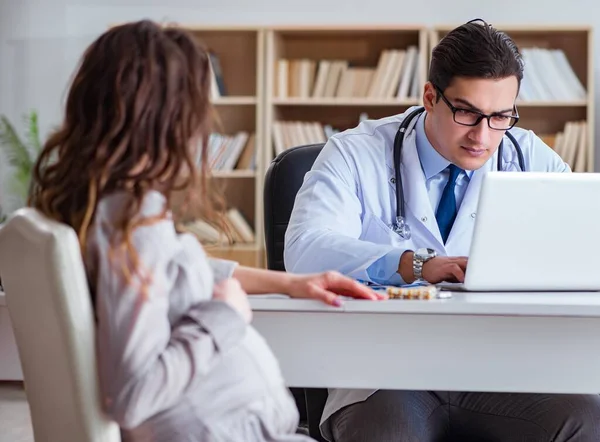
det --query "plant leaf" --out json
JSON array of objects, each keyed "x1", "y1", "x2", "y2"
[
  {"x1": 23, "y1": 110, "x2": 42, "y2": 163},
  {"x1": 0, "y1": 115, "x2": 31, "y2": 171},
  {"x1": 12, "y1": 167, "x2": 31, "y2": 203},
  {"x1": 0, "y1": 146, "x2": 24, "y2": 215}
]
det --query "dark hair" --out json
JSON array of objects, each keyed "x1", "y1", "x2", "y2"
[
  {"x1": 30, "y1": 20, "x2": 225, "y2": 293},
  {"x1": 429, "y1": 19, "x2": 524, "y2": 94}
]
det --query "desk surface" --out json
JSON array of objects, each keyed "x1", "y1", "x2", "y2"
[
  {"x1": 250, "y1": 291, "x2": 600, "y2": 317},
  {"x1": 250, "y1": 291, "x2": 600, "y2": 393}
]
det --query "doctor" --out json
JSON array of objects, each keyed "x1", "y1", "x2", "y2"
[{"x1": 284, "y1": 19, "x2": 600, "y2": 442}]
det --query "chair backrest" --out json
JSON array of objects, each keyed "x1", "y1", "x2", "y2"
[
  {"x1": 263, "y1": 143, "x2": 328, "y2": 441},
  {"x1": 263, "y1": 143, "x2": 325, "y2": 271},
  {"x1": 0, "y1": 208, "x2": 120, "y2": 442}
]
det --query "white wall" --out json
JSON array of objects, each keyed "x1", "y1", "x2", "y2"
[{"x1": 1, "y1": 0, "x2": 599, "y2": 167}]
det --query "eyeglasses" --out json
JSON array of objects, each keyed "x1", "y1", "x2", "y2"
[{"x1": 434, "y1": 85, "x2": 519, "y2": 131}]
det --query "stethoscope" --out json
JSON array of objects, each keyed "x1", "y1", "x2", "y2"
[{"x1": 392, "y1": 106, "x2": 526, "y2": 240}]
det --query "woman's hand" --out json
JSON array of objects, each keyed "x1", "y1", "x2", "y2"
[
  {"x1": 286, "y1": 271, "x2": 387, "y2": 307},
  {"x1": 213, "y1": 278, "x2": 253, "y2": 323}
]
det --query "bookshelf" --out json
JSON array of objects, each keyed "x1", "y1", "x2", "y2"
[
  {"x1": 153, "y1": 23, "x2": 594, "y2": 269},
  {"x1": 430, "y1": 25, "x2": 594, "y2": 172},
  {"x1": 264, "y1": 25, "x2": 429, "y2": 162},
  {"x1": 181, "y1": 26, "x2": 266, "y2": 267}
]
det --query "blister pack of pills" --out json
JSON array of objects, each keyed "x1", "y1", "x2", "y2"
[{"x1": 386, "y1": 285, "x2": 451, "y2": 300}]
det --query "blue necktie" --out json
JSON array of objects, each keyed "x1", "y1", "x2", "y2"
[{"x1": 436, "y1": 164, "x2": 463, "y2": 243}]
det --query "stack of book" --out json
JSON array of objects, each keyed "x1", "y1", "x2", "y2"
[
  {"x1": 180, "y1": 207, "x2": 255, "y2": 246},
  {"x1": 274, "y1": 46, "x2": 422, "y2": 100},
  {"x1": 272, "y1": 113, "x2": 369, "y2": 156},
  {"x1": 195, "y1": 131, "x2": 256, "y2": 172},
  {"x1": 208, "y1": 51, "x2": 227, "y2": 99},
  {"x1": 272, "y1": 121, "x2": 326, "y2": 156},
  {"x1": 518, "y1": 48, "x2": 586, "y2": 102},
  {"x1": 541, "y1": 120, "x2": 588, "y2": 172}
]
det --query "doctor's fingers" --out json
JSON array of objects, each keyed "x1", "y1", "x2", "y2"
[
  {"x1": 449, "y1": 257, "x2": 468, "y2": 270},
  {"x1": 446, "y1": 263, "x2": 466, "y2": 283}
]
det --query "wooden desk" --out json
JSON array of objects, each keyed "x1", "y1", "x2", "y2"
[{"x1": 249, "y1": 292, "x2": 600, "y2": 394}]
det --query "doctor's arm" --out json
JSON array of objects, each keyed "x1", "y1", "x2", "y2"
[
  {"x1": 366, "y1": 250, "x2": 405, "y2": 285},
  {"x1": 283, "y1": 138, "x2": 467, "y2": 285}
]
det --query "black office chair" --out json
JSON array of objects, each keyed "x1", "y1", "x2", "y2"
[{"x1": 263, "y1": 143, "x2": 329, "y2": 442}]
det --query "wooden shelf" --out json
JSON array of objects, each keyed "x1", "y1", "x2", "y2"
[
  {"x1": 272, "y1": 98, "x2": 420, "y2": 106},
  {"x1": 186, "y1": 29, "x2": 259, "y2": 96},
  {"x1": 212, "y1": 170, "x2": 256, "y2": 178},
  {"x1": 514, "y1": 106, "x2": 587, "y2": 136},
  {"x1": 515, "y1": 100, "x2": 588, "y2": 107},
  {"x1": 206, "y1": 243, "x2": 261, "y2": 252},
  {"x1": 432, "y1": 24, "x2": 592, "y2": 33},
  {"x1": 175, "y1": 26, "x2": 265, "y2": 268},
  {"x1": 212, "y1": 96, "x2": 257, "y2": 105},
  {"x1": 267, "y1": 24, "x2": 427, "y2": 32},
  {"x1": 204, "y1": 243, "x2": 263, "y2": 267}
]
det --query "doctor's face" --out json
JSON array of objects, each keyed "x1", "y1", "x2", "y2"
[{"x1": 422, "y1": 76, "x2": 519, "y2": 171}]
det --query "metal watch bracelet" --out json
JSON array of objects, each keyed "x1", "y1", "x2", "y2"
[{"x1": 413, "y1": 254, "x2": 425, "y2": 281}]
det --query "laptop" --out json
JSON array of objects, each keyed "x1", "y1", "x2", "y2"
[{"x1": 440, "y1": 171, "x2": 600, "y2": 292}]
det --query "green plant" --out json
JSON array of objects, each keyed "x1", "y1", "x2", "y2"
[{"x1": 0, "y1": 110, "x2": 43, "y2": 220}]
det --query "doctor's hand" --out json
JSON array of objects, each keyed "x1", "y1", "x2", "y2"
[
  {"x1": 286, "y1": 271, "x2": 388, "y2": 307},
  {"x1": 422, "y1": 256, "x2": 468, "y2": 284},
  {"x1": 399, "y1": 252, "x2": 468, "y2": 284}
]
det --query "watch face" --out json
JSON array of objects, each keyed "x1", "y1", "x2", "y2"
[{"x1": 416, "y1": 248, "x2": 436, "y2": 260}]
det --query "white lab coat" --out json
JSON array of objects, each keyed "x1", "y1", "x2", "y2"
[{"x1": 282, "y1": 106, "x2": 570, "y2": 440}]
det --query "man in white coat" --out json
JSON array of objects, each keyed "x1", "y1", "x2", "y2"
[{"x1": 284, "y1": 19, "x2": 600, "y2": 442}]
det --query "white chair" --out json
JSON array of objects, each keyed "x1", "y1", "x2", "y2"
[{"x1": 0, "y1": 207, "x2": 120, "y2": 442}]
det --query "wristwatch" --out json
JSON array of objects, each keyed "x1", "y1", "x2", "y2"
[{"x1": 413, "y1": 248, "x2": 437, "y2": 281}]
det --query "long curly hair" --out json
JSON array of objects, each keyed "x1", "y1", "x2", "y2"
[{"x1": 30, "y1": 20, "x2": 225, "y2": 289}]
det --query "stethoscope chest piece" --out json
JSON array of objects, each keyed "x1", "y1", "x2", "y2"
[{"x1": 392, "y1": 216, "x2": 411, "y2": 240}]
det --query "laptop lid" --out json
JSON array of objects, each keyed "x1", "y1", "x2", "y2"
[{"x1": 463, "y1": 171, "x2": 600, "y2": 292}]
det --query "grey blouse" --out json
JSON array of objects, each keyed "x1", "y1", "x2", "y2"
[{"x1": 85, "y1": 191, "x2": 312, "y2": 442}]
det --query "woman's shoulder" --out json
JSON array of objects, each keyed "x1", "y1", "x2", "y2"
[
  {"x1": 96, "y1": 190, "x2": 168, "y2": 220},
  {"x1": 92, "y1": 190, "x2": 183, "y2": 258}
]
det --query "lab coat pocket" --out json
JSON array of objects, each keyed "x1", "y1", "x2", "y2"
[{"x1": 362, "y1": 212, "x2": 402, "y2": 246}]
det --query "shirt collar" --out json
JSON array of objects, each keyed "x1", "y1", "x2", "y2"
[{"x1": 415, "y1": 111, "x2": 473, "y2": 180}]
